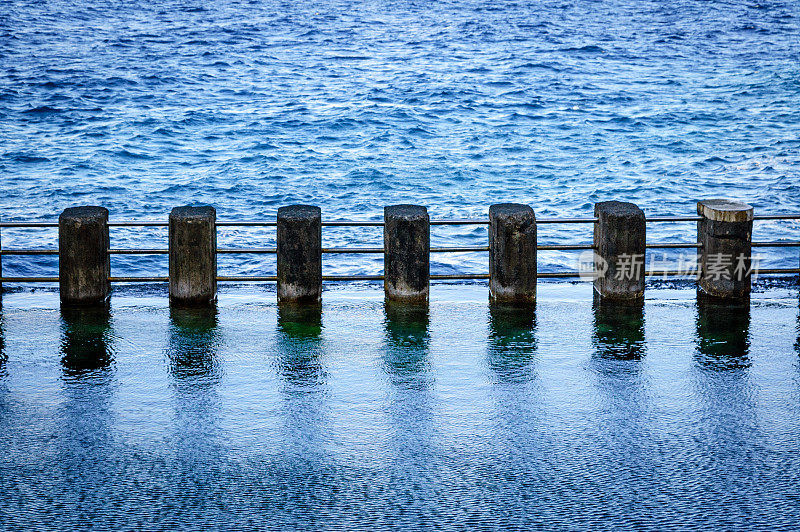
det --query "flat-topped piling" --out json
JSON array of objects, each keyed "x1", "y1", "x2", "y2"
[
  {"x1": 277, "y1": 205, "x2": 322, "y2": 304},
  {"x1": 169, "y1": 206, "x2": 217, "y2": 307},
  {"x1": 593, "y1": 201, "x2": 646, "y2": 302},
  {"x1": 697, "y1": 199, "x2": 753, "y2": 300},
  {"x1": 384, "y1": 205, "x2": 429, "y2": 303},
  {"x1": 489, "y1": 203, "x2": 537, "y2": 303},
  {"x1": 59, "y1": 206, "x2": 111, "y2": 307}
]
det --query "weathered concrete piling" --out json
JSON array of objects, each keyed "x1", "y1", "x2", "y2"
[
  {"x1": 277, "y1": 205, "x2": 322, "y2": 304},
  {"x1": 384, "y1": 205, "x2": 429, "y2": 303},
  {"x1": 593, "y1": 201, "x2": 646, "y2": 302},
  {"x1": 169, "y1": 206, "x2": 217, "y2": 307},
  {"x1": 59, "y1": 206, "x2": 111, "y2": 306},
  {"x1": 488, "y1": 203, "x2": 537, "y2": 303},
  {"x1": 18, "y1": 198, "x2": 779, "y2": 310},
  {"x1": 697, "y1": 199, "x2": 753, "y2": 300}
]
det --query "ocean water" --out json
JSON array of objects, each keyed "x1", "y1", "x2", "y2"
[
  {"x1": 2, "y1": 5, "x2": 800, "y2": 527},
  {"x1": 1, "y1": 0, "x2": 799, "y2": 280},
  {"x1": 1, "y1": 284, "x2": 800, "y2": 529}
]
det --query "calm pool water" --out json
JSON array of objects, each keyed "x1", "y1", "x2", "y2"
[{"x1": 1, "y1": 282, "x2": 800, "y2": 529}]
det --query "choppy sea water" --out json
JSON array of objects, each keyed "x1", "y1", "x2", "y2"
[
  {"x1": 1, "y1": 0, "x2": 799, "y2": 280},
  {"x1": 1, "y1": 284, "x2": 800, "y2": 529}
]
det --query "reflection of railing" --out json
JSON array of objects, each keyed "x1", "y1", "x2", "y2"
[{"x1": 1, "y1": 213, "x2": 799, "y2": 283}]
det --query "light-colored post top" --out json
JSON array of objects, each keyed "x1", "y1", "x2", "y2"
[
  {"x1": 170, "y1": 205, "x2": 216, "y2": 220},
  {"x1": 489, "y1": 203, "x2": 535, "y2": 219},
  {"x1": 385, "y1": 204, "x2": 428, "y2": 221},
  {"x1": 697, "y1": 199, "x2": 754, "y2": 222}
]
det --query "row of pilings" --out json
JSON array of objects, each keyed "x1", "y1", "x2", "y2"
[{"x1": 48, "y1": 199, "x2": 754, "y2": 308}]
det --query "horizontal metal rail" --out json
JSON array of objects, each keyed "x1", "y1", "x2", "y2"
[
  {"x1": 0, "y1": 214, "x2": 797, "y2": 284},
  {"x1": 1, "y1": 249, "x2": 59, "y2": 255},
  {"x1": 752, "y1": 241, "x2": 800, "y2": 247},
  {"x1": 5, "y1": 240, "x2": 800, "y2": 256},
  {"x1": 0, "y1": 223, "x2": 59, "y2": 228},
  {"x1": 754, "y1": 215, "x2": 800, "y2": 221},
  {"x1": 646, "y1": 243, "x2": 700, "y2": 249},
  {"x1": 1, "y1": 213, "x2": 799, "y2": 229},
  {"x1": 2, "y1": 267, "x2": 799, "y2": 284}
]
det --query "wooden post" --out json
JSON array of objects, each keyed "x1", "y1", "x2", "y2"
[
  {"x1": 59, "y1": 206, "x2": 110, "y2": 307},
  {"x1": 593, "y1": 201, "x2": 646, "y2": 302},
  {"x1": 489, "y1": 203, "x2": 537, "y2": 303},
  {"x1": 384, "y1": 205, "x2": 429, "y2": 303},
  {"x1": 277, "y1": 205, "x2": 322, "y2": 304},
  {"x1": 169, "y1": 206, "x2": 217, "y2": 307},
  {"x1": 697, "y1": 199, "x2": 753, "y2": 300}
]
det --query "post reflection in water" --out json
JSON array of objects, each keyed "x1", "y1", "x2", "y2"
[
  {"x1": 0, "y1": 312, "x2": 6, "y2": 379},
  {"x1": 276, "y1": 303, "x2": 327, "y2": 462},
  {"x1": 487, "y1": 303, "x2": 537, "y2": 382},
  {"x1": 60, "y1": 306, "x2": 115, "y2": 375},
  {"x1": 795, "y1": 296, "x2": 800, "y2": 358},
  {"x1": 486, "y1": 302, "x2": 545, "y2": 473},
  {"x1": 383, "y1": 301, "x2": 434, "y2": 478},
  {"x1": 383, "y1": 302, "x2": 431, "y2": 389},
  {"x1": 167, "y1": 306, "x2": 224, "y2": 463},
  {"x1": 591, "y1": 298, "x2": 646, "y2": 362},
  {"x1": 589, "y1": 299, "x2": 650, "y2": 500},
  {"x1": 276, "y1": 303, "x2": 325, "y2": 387},
  {"x1": 690, "y1": 296, "x2": 757, "y2": 506},
  {"x1": 57, "y1": 306, "x2": 116, "y2": 473},
  {"x1": 589, "y1": 298, "x2": 648, "y2": 411},
  {"x1": 167, "y1": 306, "x2": 221, "y2": 384},
  {"x1": 695, "y1": 296, "x2": 751, "y2": 370}
]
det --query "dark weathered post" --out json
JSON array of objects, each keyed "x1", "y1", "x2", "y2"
[
  {"x1": 277, "y1": 205, "x2": 322, "y2": 304},
  {"x1": 169, "y1": 206, "x2": 217, "y2": 307},
  {"x1": 697, "y1": 199, "x2": 753, "y2": 300},
  {"x1": 489, "y1": 203, "x2": 537, "y2": 303},
  {"x1": 59, "y1": 206, "x2": 110, "y2": 306},
  {"x1": 593, "y1": 201, "x2": 646, "y2": 302},
  {"x1": 384, "y1": 205, "x2": 429, "y2": 303}
]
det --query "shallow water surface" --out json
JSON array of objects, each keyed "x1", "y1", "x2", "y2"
[{"x1": 1, "y1": 283, "x2": 800, "y2": 529}]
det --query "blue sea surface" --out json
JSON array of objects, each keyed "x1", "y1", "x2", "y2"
[{"x1": 1, "y1": 0, "x2": 799, "y2": 279}]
